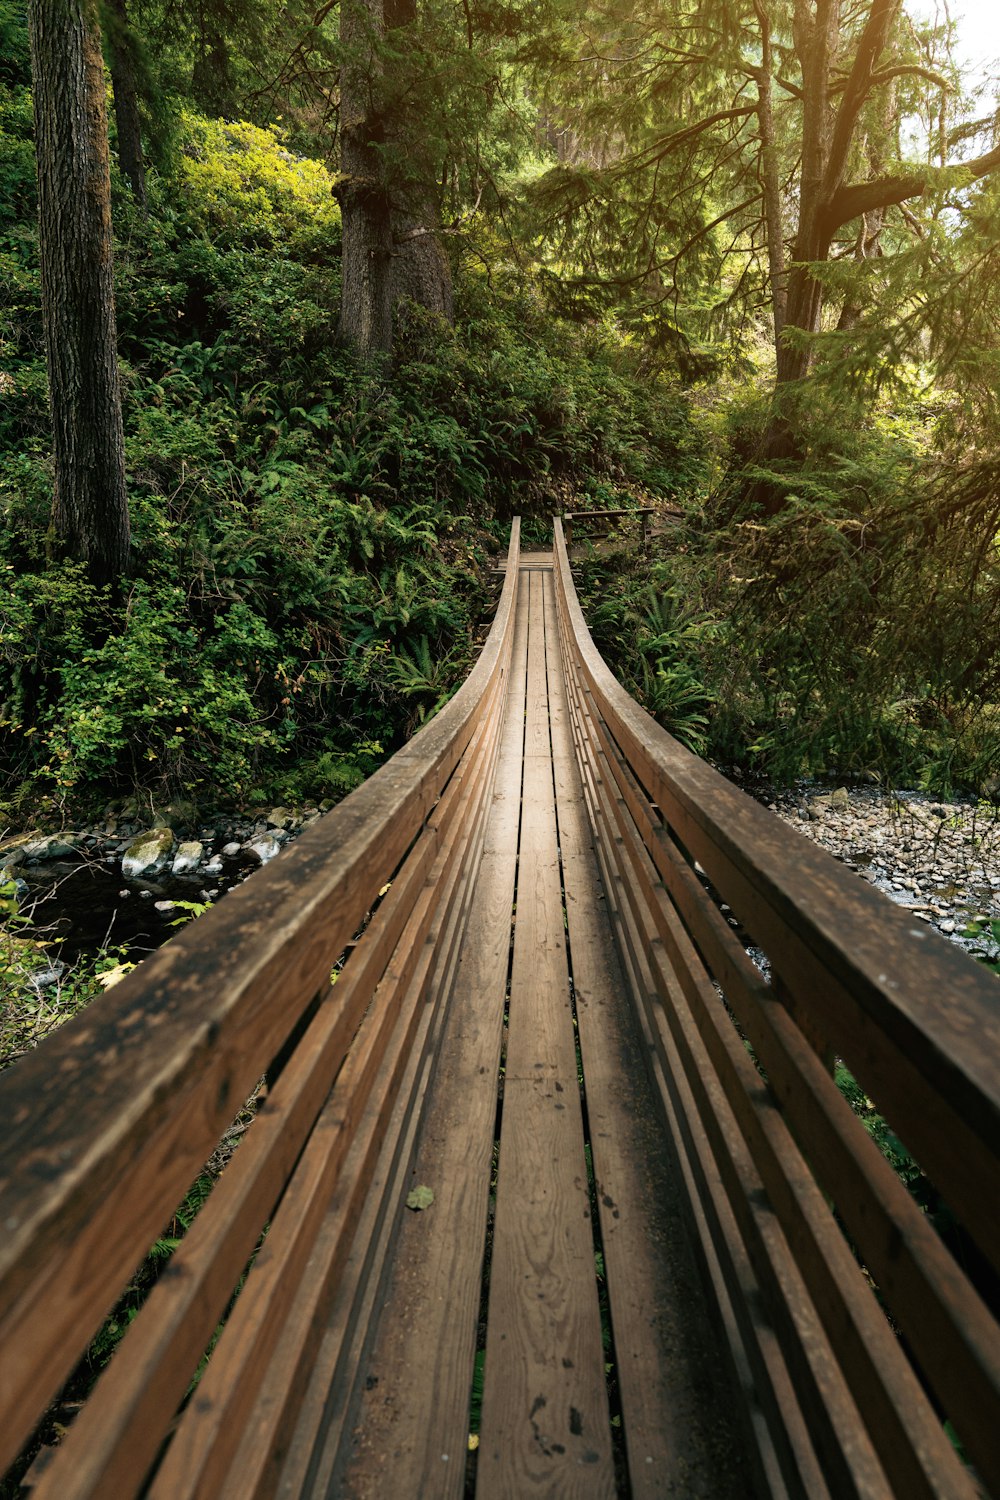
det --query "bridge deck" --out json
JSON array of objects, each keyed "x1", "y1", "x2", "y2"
[
  {"x1": 319, "y1": 557, "x2": 745, "y2": 1497},
  {"x1": 4, "y1": 528, "x2": 999, "y2": 1500}
]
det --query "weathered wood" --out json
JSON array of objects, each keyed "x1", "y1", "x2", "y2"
[
  {"x1": 552, "y1": 519, "x2": 1000, "y2": 1497},
  {"x1": 544, "y1": 577, "x2": 747, "y2": 1498},
  {"x1": 0, "y1": 524, "x2": 519, "y2": 1479},
  {"x1": 563, "y1": 508, "x2": 655, "y2": 550},
  {"x1": 560, "y1": 637, "x2": 834, "y2": 1500},
  {"x1": 330, "y1": 575, "x2": 530, "y2": 1499},
  {"x1": 148, "y1": 633, "x2": 509, "y2": 1500},
  {"x1": 477, "y1": 571, "x2": 614, "y2": 1498},
  {"x1": 553, "y1": 520, "x2": 1000, "y2": 1276},
  {"x1": 24, "y1": 670, "x2": 505, "y2": 1500},
  {"x1": 584, "y1": 687, "x2": 1000, "y2": 1495},
  {"x1": 5, "y1": 516, "x2": 1000, "y2": 1500}
]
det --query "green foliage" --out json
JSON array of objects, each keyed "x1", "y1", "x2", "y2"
[
  {"x1": 835, "y1": 1065, "x2": 926, "y2": 1198},
  {"x1": 579, "y1": 562, "x2": 719, "y2": 754},
  {"x1": 962, "y1": 918, "x2": 1000, "y2": 977},
  {"x1": 0, "y1": 100, "x2": 700, "y2": 815},
  {"x1": 579, "y1": 377, "x2": 1000, "y2": 794}
]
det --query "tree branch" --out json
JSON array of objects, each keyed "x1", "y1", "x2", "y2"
[
  {"x1": 822, "y1": 0, "x2": 901, "y2": 200},
  {"x1": 826, "y1": 140, "x2": 1000, "y2": 227}
]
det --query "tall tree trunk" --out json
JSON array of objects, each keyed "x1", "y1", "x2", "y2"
[
  {"x1": 384, "y1": 0, "x2": 452, "y2": 324},
  {"x1": 338, "y1": 0, "x2": 394, "y2": 355},
  {"x1": 28, "y1": 0, "x2": 130, "y2": 585},
  {"x1": 104, "y1": 0, "x2": 147, "y2": 208},
  {"x1": 753, "y1": 0, "x2": 786, "y2": 340},
  {"x1": 338, "y1": 0, "x2": 453, "y2": 355}
]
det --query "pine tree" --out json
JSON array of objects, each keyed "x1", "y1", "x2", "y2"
[{"x1": 28, "y1": 0, "x2": 130, "y2": 584}]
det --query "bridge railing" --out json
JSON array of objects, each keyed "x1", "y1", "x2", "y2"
[
  {"x1": 0, "y1": 522, "x2": 520, "y2": 1499},
  {"x1": 554, "y1": 517, "x2": 1000, "y2": 1500}
]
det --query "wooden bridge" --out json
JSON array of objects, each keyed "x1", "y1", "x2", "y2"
[{"x1": 2, "y1": 520, "x2": 999, "y2": 1499}]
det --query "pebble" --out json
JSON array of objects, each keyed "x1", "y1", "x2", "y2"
[{"x1": 761, "y1": 783, "x2": 999, "y2": 962}]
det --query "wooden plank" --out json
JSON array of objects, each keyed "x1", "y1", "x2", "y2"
[
  {"x1": 554, "y1": 532, "x2": 1000, "y2": 1496},
  {"x1": 22, "y1": 663, "x2": 507, "y2": 1500},
  {"x1": 328, "y1": 573, "x2": 530, "y2": 1499},
  {"x1": 267, "y1": 650, "x2": 515, "y2": 1500},
  {"x1": 146, "y1": 654, "x2": 507, "y2": 1500},
  {"x1": 477, "y1": 570, "x2": 614, "y2": 1499},
  {"x1": 551, "y1": 521, "x2": 1000, "y2": 1275},
  {"x1": 543, "y1": 577, "x2": 748, "y2": 1499},
  {"x1": 0, "y1": 524, "x2": 522, "y2": 1476},
  {"x1": 578, "y1": 689, "x2": 1000, "y2": 1496},
  {"x1": 580, "y1": 693, "x2": 973, "y2": 1500},
  {"x1": 214, "y1": 639, "x2": 512, "y2": 1500},
  {"x1": 559, "y1": 640, "x2": 820, "y2": 1500}
]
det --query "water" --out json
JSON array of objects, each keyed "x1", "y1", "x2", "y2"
[{"x1": 18, "y1": 850, "x2": 256, "y2": 967}]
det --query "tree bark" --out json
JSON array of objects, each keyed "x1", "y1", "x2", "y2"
[
  {"x1": 104, "y1": 0, "x2": 147, "y2": 208},
  {"x1": 28, "y1": 0, "x2": 130, "y2": 585},
  {"x1": 752, "y1": 0, "x2": 786, "y2": 339},
  {"x1": 338, "y1": 0, "x2": 453, "y2": 356},
  {"x1": 338, "y1": 0, "x2": 394, "y2": 355}
]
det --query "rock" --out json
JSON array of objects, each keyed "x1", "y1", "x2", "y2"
[
  {"x1": 939, "y1": 920, "x2": 956, "y2": 934},
  {"x1": 266, "y1": 806, "x2": 294, "y2": 830},
  {"x1": 202, "y1": 856, "x2": 224, "y2": 875},
  {"x1": 0, "y1": 868, "x2": 29, "y2": 905},
  {"x1": 1, "y1": 846, "x2": 26, "y2": 869},
  {"x1": 221, "y1": 842, "x2": 242, "y2": 857},
  {"x1": 246, "y1": 834, "x2": 282, "y2": 865},
  {"x1": 830, "y1": 787, "x2": 849, "y2": 808},
  {"x1": 28, "y1": 961, "x2": 66, "y2": 989},
  {"x1": 171, "y1": 841, "x2": 204, "y2": 876},
  {"x1": 23, "y1": 835, "x2": 78, "y2": 862},
  {"x1": 167, "y1": 798, "x2": 199, "y2": 829},
  {"x1": 154, "y1": 900, "x2": 176, "y2": 913},
  {"x1": 122, "y1": 827, "x2": 176, "y2": 881}
]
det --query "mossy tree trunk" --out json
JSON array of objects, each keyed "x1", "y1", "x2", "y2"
[{"x1": 28, "y1": 0, "x2": 130, "y2": 585}]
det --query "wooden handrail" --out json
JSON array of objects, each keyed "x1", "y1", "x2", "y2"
[
  {"x1": 552, "y1": 518, "x2": 1000, "y2": 1498},
  {"x1": 0, "y1": 522, "x2": 521, "y2": 1493},
  {"x1": 563, "y1": 506, "x2": 655, "y2": 548}
]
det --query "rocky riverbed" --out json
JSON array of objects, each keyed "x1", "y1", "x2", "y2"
[
  {"x1": 0, "y1": 798, "x2": 333, "y2": 977},
  {"x1": 750, "y1": 779, "x2": 1000, "y2": 967},
  {"x1": 3, "y1": 780, "x2": 998, "y2": 995}
]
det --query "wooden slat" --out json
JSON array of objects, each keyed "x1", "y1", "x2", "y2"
[
  {"x1": 543, "y1": 577, "x2": 748, "y2": 1498},
  {"x1": 477, "y1": 571, "x2": 614, "y2": 1498},
  {"x1": 580, "y1": 686, "x2": 1000, "y2": 1496},
  {"x1": 328, "y1": 572, "x2": 530, "y2": 1499},
  {"x1": 0, "y1": 522, "x2": 522, "y2": 1476},
  {"x1": 558, "y1": 629, "x2": 826, "y2": 1500},
  {"x1": 553, "y1": 523, "x2": 1000, "y2": 1498},
  {"x1": 579, "y1": 690, "x2": 972, "y2": 1500},
  {"x1": 551, "y1": 521, "x2": 1000, "y2": 1275},
  {"x1": 146, "y1": 639, "x2": 508, "y2": 1500},
  {"x1": 22, "y1": 650, "x2": 507, "y2": 1500},
  {"x1": 262, "y1": 656, "x2": 509, "y2": 1500},
  {"x1": 553, "y1": 525, "x2": 1000, "y2": 1499}
]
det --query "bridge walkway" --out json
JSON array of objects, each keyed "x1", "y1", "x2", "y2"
[
  {"x1": 330, "y1": 554, "x2": 745, "y2": 1497},
  {"x1": 2, "y1": 524, "x2": 999, "y2": 1500}
]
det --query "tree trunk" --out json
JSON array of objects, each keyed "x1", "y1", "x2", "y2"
[
  {"x1": 338, "y1": 0, "x2": 453, "y2": 355},
  {"x1": 383, "y1": 0, "x2": 452, "y2": 324},
  {"x1": 338, "y1": 0, "x2": 394, "y2": 355},
  {"x1": 104, "y1": 0, "x2": 147, "y2": 207},
  {"x1": 28, "y1": 0, "x2": 130, "y2": 585},
  {"x1": 753, "y1": 1, "x2": 786, "y2": 340}
]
